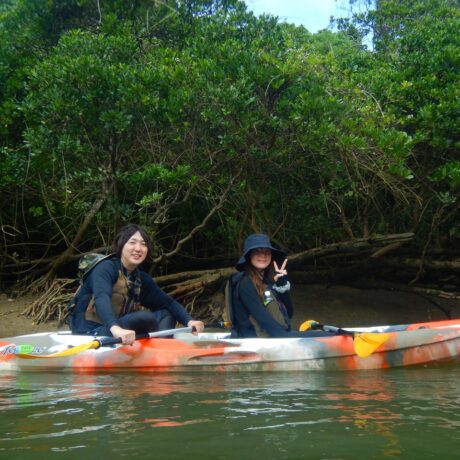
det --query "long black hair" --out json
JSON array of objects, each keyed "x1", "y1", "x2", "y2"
[{"x1": 112, "y1": 224, "x2": 153, "y2": 258}]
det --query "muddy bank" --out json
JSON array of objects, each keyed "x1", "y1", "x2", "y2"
[
  {"x1": 290, "y1": 284, "x2": 460, "y2": 330},
  {"x1": 1, "y1": 284, "x2": 459, "y2": 338},
  {"x1": 0, "y1": 294, "x2": 60, "y2": 338}
]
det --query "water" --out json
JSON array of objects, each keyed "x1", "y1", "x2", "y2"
[{"x1": 1, "y1": 367, "x2": 460, "y2": 459}]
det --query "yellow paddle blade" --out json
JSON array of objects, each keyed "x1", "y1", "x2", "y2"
[
  {"x1": 299, "y1": 320, "x2": 319, "y2": 332},
  {"x1": 353, "y1": 332, "x2": 392, "y2": 358},
  {"x1": 16, "y1": 340, "x2": 100, "y2": 359}
]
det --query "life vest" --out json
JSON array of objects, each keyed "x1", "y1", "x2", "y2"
[
  {"x1": 250, "y1": 288, "x2": 290, "y2": 337},
  {"x1": 84, "y1": 269, "x2": 144, "y2": 323}
]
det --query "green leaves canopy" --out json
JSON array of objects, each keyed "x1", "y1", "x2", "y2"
[{"x1": 0, "y1": 0, "x2": 458, "y2": 275}]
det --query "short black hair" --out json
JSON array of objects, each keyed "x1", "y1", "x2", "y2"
[{"x1": 112, "y1": 224, "x2": 153, "y2": 258}]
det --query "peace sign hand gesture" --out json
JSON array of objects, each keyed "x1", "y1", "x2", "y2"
[{"x1": 273, "y1": 259, "x2": 288, "y2": 282}]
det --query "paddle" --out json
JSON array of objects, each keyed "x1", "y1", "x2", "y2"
[
  {"x1": 15, "y1": 327, "x2": 194, "y2": 359},
  {"x1": 299, "y1": 320, "x2": 391, "y2": 358}
]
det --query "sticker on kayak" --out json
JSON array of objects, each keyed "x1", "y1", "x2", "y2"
[{"x1": 0, "y1": 343, "x2": 43, "y2": 356}]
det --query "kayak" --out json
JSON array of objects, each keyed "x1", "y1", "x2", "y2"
[{"x1": 1, "y1": 318, "x2": 460, "y2": 372}]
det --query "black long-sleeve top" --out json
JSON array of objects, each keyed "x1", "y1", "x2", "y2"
[
  {"x1": 70, "y1": 258, "x2": 192, "y2": 334},
  {"x1": 232, "y1": 273, "x2": 290, "y2": 338},
  {"x1": 232, "y1": 273, "x2": 332, "y2": 338}
]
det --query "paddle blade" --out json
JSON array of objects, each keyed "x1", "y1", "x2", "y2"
[
  {"x1": 354, "y1": 332, "x2": 392, "y2": 358},
  {"x1": 16, "y1": 340, "x2": 100, "y2": 359}
]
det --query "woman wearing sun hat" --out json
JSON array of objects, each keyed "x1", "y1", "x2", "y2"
[
  {"x1": 230, "y1": 233, "x2": 333, "y2": 338},
  {"x1": 230, "y1": 233, "x2": 292, "y2": 337}
]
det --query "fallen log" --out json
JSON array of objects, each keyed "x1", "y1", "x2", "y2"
[
  {"x1": 288, "y1": 232, "x2": 414, "y2": 266},
  {"x1": 377, "y1": 257, "x2": 460, "y2": 272}
]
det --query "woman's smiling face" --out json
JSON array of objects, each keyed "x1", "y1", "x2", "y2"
[
  {"x1": 249, "y1": 248, "x2": 272, "y2": 270},
  {"x1": 121, "y1": 231, "x2": 148, "y2": 271}
]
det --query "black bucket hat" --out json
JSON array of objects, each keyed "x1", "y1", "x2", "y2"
[{"x1": 236, "y1": 233, "x2": 286, "y2": 271}]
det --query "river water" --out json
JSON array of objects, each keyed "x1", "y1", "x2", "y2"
[{"x1": 1, "y1": 366, "x2": 460, "y2": 459}]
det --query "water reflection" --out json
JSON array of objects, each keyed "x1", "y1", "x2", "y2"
[
  {"x1": 320, "y1": 373, "x2": 402, "y2": 457},
  {"x1": 1, "y1": 367, "x2": 460, "y2": 458}
]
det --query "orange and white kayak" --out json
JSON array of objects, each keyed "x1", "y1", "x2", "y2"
[{"x1": 1, "y1": 318, "x2": 460, "y2": 372}]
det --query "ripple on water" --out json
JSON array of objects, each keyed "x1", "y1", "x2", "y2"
[{"x1": 0, "y1": 368, "x2": 460, "y2": 459}]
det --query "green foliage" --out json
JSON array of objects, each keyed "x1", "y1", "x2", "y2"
[
  {"x1": 0, "y1": 0, "x2": 458, "y2": 274},
  {"x1": 431, "y1": 161, "x2": 460, "y2": 189}
]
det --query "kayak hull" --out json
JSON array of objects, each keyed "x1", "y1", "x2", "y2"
[{"x1": 1, "y1": 318, "x2": 460, "y2": 372}]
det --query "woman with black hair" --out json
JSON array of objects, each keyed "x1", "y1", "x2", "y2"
[{"x1": 69, "y1": 224, "x2": 204, "y2": 344}]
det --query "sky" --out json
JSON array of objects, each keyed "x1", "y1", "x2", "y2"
[{"x1": 245, "y1": 0, "x2": 352, "y2": 33}]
